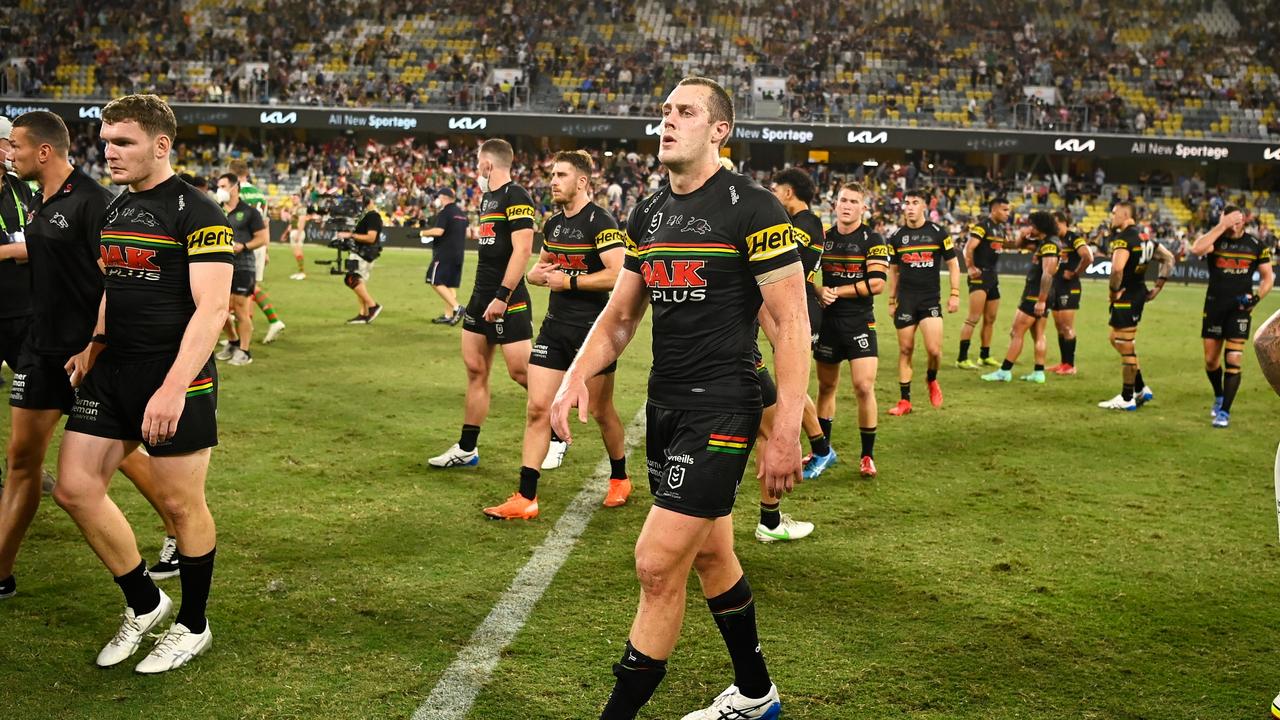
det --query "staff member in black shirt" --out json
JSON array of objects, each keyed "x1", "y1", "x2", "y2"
[
  {"x1": 420, "y1": 187, "x2": 468, "y2": 324},
  {"x1": 0, "y1": 116, "x2": 34, "y2": 381},
  {"x1": 335, "y1": 192, "x2": 383, "y2": 324}
]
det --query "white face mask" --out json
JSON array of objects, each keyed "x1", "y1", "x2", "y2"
[
  {"x1": 477, "y1": 174, "x2": 489, "y2": 194},
  {"x1": 215, "y1": 188, "x2": 231, "y2": 204}
]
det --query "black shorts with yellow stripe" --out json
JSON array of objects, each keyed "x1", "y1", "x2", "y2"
[
  {"x1": 1050, "y1": 276, "x2": 1082, "y2": 311},
  {"x1": 967, "y1": 269, "x2": 1000, "y2": 300},
  {"x1": 644, "y1": 403, "x2": 761, "y2": 519},
  {"x1": 1108, "y1": 289, "x2": 1147, "y2": 329},
  {"x1": 814, "y1": 312, "x2": 878, "y2": 363}
]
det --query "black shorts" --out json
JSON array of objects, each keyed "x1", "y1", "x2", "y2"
[
  {"x1": 814, "y1": 313, "x2": 878, "y2": 363},
  {"x1": 758, "y1": 366, "x2": 776, "y2": 409},
  {"x1": 231, "y1": 268, "x2": 256, "y2": 296},
  {"x1": 1201, "y1": 295, "x2": 1252, "y2": 340},
  {"x1": 893, "y1": 293, "x2": 942, "y2": 329},
  {"x1": 530, "y1": 318, "x2": 616, "y2": 374},
  {"x1": 1050, "y1": 277, "x2": 1082, "y2": 311},
  {"x1": 967, "y1": 269, "x2": 1000, "y2": 300},
  {"x1": 645, "y1": 404, "x2": 761, "y2": 519},
  {"x1": 462, "y1": 285, "x2": 534, "y2": 345},
  {"x1": 1108, "y1": 289, "x2": 1147, "y2": 329},
  {"x1": 65, "y1": 354, "x2": 219, "y2": 456},
  {"x1": 806, "y1": 293, "x2": 823, "y2": 347},
  {"x1": 0, "y1": 315, "x2": 32, "y2": 371},
  {"x1": 1017, "y1": 297, "x2": 1049, "y2": 318},
  {"x1": 427, "y1": 258, "x2": 462, "y2": 289},
  {"x1": 9, "y1": 347, "x2": 75, "y2": 412}
]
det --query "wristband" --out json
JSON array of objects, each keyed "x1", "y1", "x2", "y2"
[
  {"x1": 570, "y1": 275, "x2": 579, "y2": 291},
  {"x1": 494, "y1": 285, "x2": 513, "y2": 303},
  {"x1": 91, "y1": 333, "x2": 108, "y2": 344}
]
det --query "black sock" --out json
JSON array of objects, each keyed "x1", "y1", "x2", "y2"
[
  {"x1": 759, "y1": 501, "x2": 780, "y2": 530},
  {"x1": 980, "y1": 346, "x2": 991, "y2": 360},
  {"x1": 860, "y1": 426, "x2": 876, "y2": 458},
  {"x1": 1134, "y1": 369, "x2": 1145, "y2": 391},
  {"x1": 600, "y1": 640, "x2": 667, "y2": 720},
  {"x1": 1222, "y1": 367, "x2": 1242, "y2": 412},
  {"x1": 707, "y1": 576, "x2": 771, "y2": 699},
  {"x1": 175, "y1": 548, "x2": 215, "y2": 633},
  {"x1": 518, "y1": 466, "x2": 540, "y2": 500},
  {"x1": 1122, "y1": 383, "x2": 1135, "y2": 401},
  {"x1": 1034, "y1": 364, "x2": 1044, "y2": 372},
  {"x1": 899, "y1": 382, "x2": 911, "y2": 401},
  {"x1": 818, "y1": 417, "x2": 832, "y2": 442},
  {"x1": 926, "y1": 368, "x2": 938, "y2": 383},
  {"x1": 1207, "y1": 367, "x2": 1224, "y2": 397},
  {"x1": 958, "y1": 339, "x2": 971, "y2": 362},
  {"x1": 609, "y1": 456, "x2": 627, "y2": 480},
  {"x1": 114, "y1": 559, "x2": 160, "y2": 616},
  {"x1": 550, "y1": 428, "x2": 563, "y2": 443},
  {"x1": 1063, "y1": 337, "x2": 1077, "y2": 365},
  {"x1": 1057, "y1": 335, "x2": 1068, "y2": 363},
  {"x1": 458, "y1": 424, "x2": 481, "y2": 452},
  {"x1": 1000, "y1": 359, "x2": 1014, "y2": 371},
  {"x1": 808, "y1": 432, "x2": 830, "y2": 457}
]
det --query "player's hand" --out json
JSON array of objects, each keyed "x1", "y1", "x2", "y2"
[
  {"x1": 1146, "y1": 286, "x2": 1162, "y2": 302},
  {"x1": 947, "y1": 294, "x2": 960, "y2": 313},
  {"x1": 64, "y1": 344, "x2": 98, "y2": 388},
  {"x1": 1034, "y1": 300, "x2": 1047, "y2": 317},
  {"x1": 528, "y1": 261, "x2": 556, "y2": 286},
  {"x1": 550, "y1": 374, "x2": 590, "y2": 443},
  {"x1": 142, "y1": 383, "x2": 186, "y2": 446},
  {"x1": 1063, "y1": 269, "x2": 1076, "y2": 280},
  {"x1": 1219, "y1": 209, "x2": 1245, "y2": 228},
  {"x1": 483, "y1": 298, "x2": 507, "y2": 322},
  {"x1": 758, "y1": 431, "x2": 802, "y2": 498},
  {"x1": 1237, "y1": 293, "x2": 1259, "y2": 311},
  {"x1": 546, "y1": 269, "x2": 567, "y2": 291},
  {"x1": 967, "y1": 266, "x2": 982, "y2": 281},
  {"x1": 819, "y1": 286, "x2": 839, "y2": 306}
]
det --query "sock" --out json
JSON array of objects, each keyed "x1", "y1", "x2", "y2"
[
  {"x1": 899, "y1": 382, "x2": 911, "y2": 401},
  {"x1": 609, "y1": 456, "x2": 627, "y2": 480},
  {"x1": 1207, "y1": 367, "x2": 1224, "y2": 397},
  {"x1": 1221, "y1": 366, "x2": 1242, "y2": 412},
  {"x1": 550, "y1": 428, "x2": 563, "y2": 443},
  {"x1": 518, "y1": 466, "x2": 540, "y2": 500},
  {"x1": 458, "y1": 424, "x2": 480, "y2": 452},
  {"x1": 175, "y1": 548, "x2": 216, "y2": 634},
  {"x1": 759, "y1": 501, "x2": 780, "y2": 530},
  {"x1": 252, "y1": 288, "x2": 281, "y2": 323},
  {"x1": 1057, "y1": 335, "x2": 1068, "y2": 364},
  {"x1": 114, "y1": 559, "x2": 161, "y2": 616},
  {"x1": 1134, "y1": 369, "x2": 1145, "y2": 391},
  {"x1": 958, "y1": 339, "x2": 971, "y2": 362},
  {"x1": 926, "y1": 368, "x2": 938, "y2": 383},
  {"x1": 818, "y1": 417, "x2": 832, "y2": 442},
  {"x1": 808, "y1": 432, "x2": 830, "y2": 458},
  {"x1": 1122, "y1": 383, "x2": 1135, "y2": 401},
  {"x1": 860, "y1": 426, "x2": 876, "y2": 458},
  {"x1": 600, "y1": 640, "x2": 667, "y2": 720},
  {"x1": 707, "y1": 576, "x2": 771, "y2": 699},
  {"x1": 980, "y1": 346, "x2": 991, "y2": 360},
  {"x1": 1000, "y1": 359, "x2": 1014, "y2": 371},
  {"x1": 1063, "y1": 337, "x2": 1077, "y2": 366},
  {"x1": 1034, "y1": 364, "x2": 1044, "y2": 372}
]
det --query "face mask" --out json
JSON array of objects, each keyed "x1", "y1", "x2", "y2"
[
  {"x1": 1, "y1": 158, "x2": 12, "y2": 174},
  {"x1": 477, "y1": 174, "x2": 489, "y2": 194},
  {"x1": 215, "y1": 188, "x2": 231, "y2": 204}
]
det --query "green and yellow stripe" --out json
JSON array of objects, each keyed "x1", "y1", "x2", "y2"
[
  {"x1": 635, "y1": 242, "x2": 738, "y2": 259},
  {"x1": 506, "y1": 302, "x2": 529, "y2": 314},
  {"x1": 186, "y1": 376, "x2": 214, "y2": 398},
  {"x1": 101, "y1": 230, "x2": 180, "y2": 248},
  {"x1": 708, "y1": 432, "x2": 750, "y2": 455},
  {"x1": 480, "y1": 213, "x2": 505, "y2": 223}
]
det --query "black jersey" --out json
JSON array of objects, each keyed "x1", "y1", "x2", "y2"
[
  {"x1": 821, "y1": 224, "x2": 890, "y2": 319},
  {"x1": 475, "y1": 181, "x2": 536, "y2": 293},
  {"x1": 224, "y1": 200, "x2": 265, "y2": 272},
  {"x1": 99, "y1": 175, "x2": 234, "y2": 360},
  {"x1": 542, "y1": 202, "x2": 624, "y2": 327},
  {"x1": 968, "y1": 215, "x2": 1005, "y2": 271},
  {"x1": 623, "y1": 168, "x2": 801, "y2": 412},
  {"x1": 0, "y1": 173, "x2": 34, "y2": 320},
  {"x1": 1107, "y1": 224, "x2": 1153, "y2": 292},
  {"x1": 25, "y1": 166, "x2": 111, "y2": 357},
  {"x1": 1021, "y1": 236, "x2": 1062, "y2": 301},
  {"x1": 1205, "y1": 231, "x2": 1272, "y2": 297},
  {"x1": 888, "y1": 221, "x2": 956, "y2": 298},
  {"x1": 1055, "y1": 230, "x2": 1089, "y2": 279},
  {"x1": 790, "y1": 208, "x2": 824, "y2": 286}
]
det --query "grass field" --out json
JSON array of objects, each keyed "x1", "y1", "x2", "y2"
[{"x1": 2, "y1": 244, "x2": 1278, "y2": 720}]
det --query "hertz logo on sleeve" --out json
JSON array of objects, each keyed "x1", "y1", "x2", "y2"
[
  {"x1": 505, "y1": 204, "x2": 536, "y2": 220},
  {"x1": 595, "y1": 228, "x2": 625, "y2": 248},
  {"x1": 746, "y1": 223, "x2": 795, "y2": 261},
  {"x1": 186, "y1": 225, "x2": 234, "y2": 255}
]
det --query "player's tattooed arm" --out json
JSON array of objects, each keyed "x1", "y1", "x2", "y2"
[
  {"x1": 1254, "y1": 308, "x2": 1280, "y2": 396},
  {"x1": 1147, "y1": 243, "x2": 1175, "y2": 301}
]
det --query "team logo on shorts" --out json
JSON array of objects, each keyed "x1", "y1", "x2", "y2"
[{"x1": 667, "y1": 465, "x2": 686, "y2": 489}]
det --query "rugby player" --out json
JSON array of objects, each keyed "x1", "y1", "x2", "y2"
[
  {"x1": 227, "y1": 159, "x2": 285, "y2": 343},
  {"x1": 0, "y1": 115, "x2": 34, "y2": 386},
  {"x1": 1047, "y1": 211, "x2": 1092, "y2": 375},
  {"x1": 1190, "y1": 206, "x2": 1273, "y2": 427},
  {"x1": 429, "y1": 139, "x2": 534, "y2": 468},
  {"x1": 215, "y1": 173, "x2": 268, "y2": 366},
  {"x1": 1097, "y1": 201, "x2": 1175, "y2": 411},
  {"x1": 1260, "y1": 307, "x2": 1280, "y2": 720},
  {"x1": 752, "y1": 316, "x2": 814, "y2": 542},
  {"x1": 957, "y1": 197, "x2": 1010, "y2": 368},
  {"x1": 767, "y1": 168, "x2": 834, "y2": 480},
  {"x1": 483, "y1": 150, "x2": 629, "y2": 519},
  {"x1": 982, "y1": 211, "x2": 1060, "y2": 384},
  {"x1": 886, "y1": 189, "x2": 961, "y2": 415},
  {"x1": 551, "y1": 76, "x2": 805, "y2": 720},
  {"x1": 55, "y1": 95, "x2": 231, "y2": 672},
  {"x1": 286, "y1": 199, "x2": 307, "y2": 280},
  {"x1": 814, "y1": 182, "x2": 888, "y2": 478},
  {"x1": 420, "y1": 187, "x2": 468, "y2": 325}
]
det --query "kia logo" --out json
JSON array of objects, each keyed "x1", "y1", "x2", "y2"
[
  {"x1": 846, "y1": 130, "x2": 888, "y2": 144},
  {"x1": 78, "y1": 106, "x2": 101, "y2": 120},
  {"x1": 1264, "y1": 148, "x2": 1280, "y2": 161},
  {"x1": 260, "y1": 111, "x2": 298, "y2": 125},
  {"x1": 1054, "y1": 138, "x2": 1096, "y2": 153},
  {"x1": 448, "y1": 116, "x2": 487, "y2": 130},
  {"x1": 645, "y1": 122, "x2": 663, "y2": 136}
]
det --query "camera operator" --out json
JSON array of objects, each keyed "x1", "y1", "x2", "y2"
[
  {"x1": 0, "y1": 117, "x2": 34, "y2": 382},
  {"x1": 420, "y1": 187, "x2": 467, "y2": 325},
  {"x1": 216, "y1": 173, "x2": 268, "y2": 366},
  {"x1": 334, "y1": 192, "x2": 383, "y2": 324}
]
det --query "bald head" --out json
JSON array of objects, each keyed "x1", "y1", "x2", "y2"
[{"x1": 1255, "y1": 308, "x2": 1280, "y2": 396}]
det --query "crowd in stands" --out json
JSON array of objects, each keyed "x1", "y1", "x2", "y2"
[{"x1": 5, "y1": 0, "x2": 1280, "y2": 140}]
